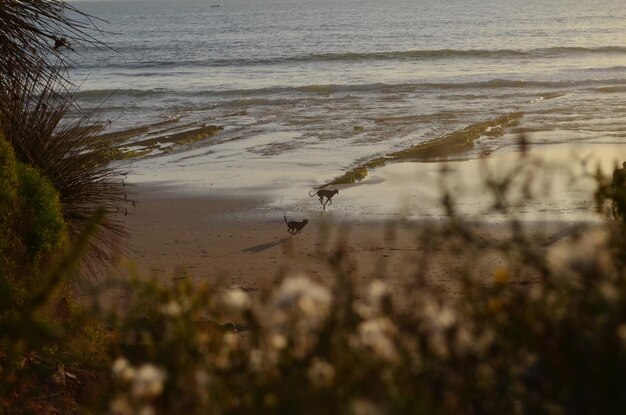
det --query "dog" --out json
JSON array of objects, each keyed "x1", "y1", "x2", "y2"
[
  {"x1": 284, "y1": 215, "x2": 308, "y2": 236},
  {"x1": 309, "y1": 189, "x2": 339, "y2": 210}
]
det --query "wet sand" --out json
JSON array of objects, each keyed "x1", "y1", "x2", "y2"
[
  {"x1": 120, "y1": 187, "x2": 435, "y2": 290},
  {"x1": 115, "y1": 142, "x2": 623, "y2": 293},
  {"x1": 118, "y1": 185, "x2": 593, "y2": 295}
]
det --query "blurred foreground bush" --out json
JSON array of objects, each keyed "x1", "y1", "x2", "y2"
[
  {"x1": 0, "y1": 0, "x2": 126, "y2": 287},
  {"x1": 101, "y1": 155, "x2": 626, "y2": 415},
  {"x1": 104, "y1": 233, "x2": 626, "y2": 415},
  {"x1": 1, "y1": 133, "x2": 112, "y2": 412}
]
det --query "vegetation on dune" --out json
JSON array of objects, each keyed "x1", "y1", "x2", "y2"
[
  {"x1": 0, "y1": 71, "x2": 129, "y2": 285},
  {"x1": 0, "y1": 2, "x2": 127, "y2": 285},
  {"x1": 1, "y1": 209, "x2": 114, "y2": 413},
  {"x1": 0, "y1": 133, "x2": 67, "y2": 310},
  {"x1": 0, "y1": 3, "x2": 123, "y2": 409},
  {"x1": 15, "y1": 162, "x2": 67, "y2": 262},
  {"x1": 0, "y1": 133, "x2": 113, "y2": 412}
]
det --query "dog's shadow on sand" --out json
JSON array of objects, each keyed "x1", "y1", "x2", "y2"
[{"x1": 242, "y1": 237, "x2": 289, "y2": 254}]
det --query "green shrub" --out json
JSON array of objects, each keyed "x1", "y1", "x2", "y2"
[
  {"x1": 0, "y1": 136, "x2": 18, "y2": 253},
  {"x1": 0, "y1": 136, "x2": 18, "y2": 311},
  {"x1": 0, "y1": 209, "x2": 114, "y2": 414},
  {"x1": 1, "y1": 72, "x2": 128, "y2": 287},
  {"x1": 0, "y1": 135, "x2": 18, "y2": 208},
  {"x1": 15, "y1": 162, "x2": 66, "y2": 262},
  {"x1": 0, "y1": 133, "x2": 67, "y2": 310}
]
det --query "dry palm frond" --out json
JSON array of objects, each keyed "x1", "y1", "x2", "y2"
[
  {"x1": 0, "y1": 0, "x2": 106, "y2": 89},
  {"x1": 0, "y1": 70, "x2": 128, "y2": 286}
]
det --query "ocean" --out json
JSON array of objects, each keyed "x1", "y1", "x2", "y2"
[{"x1": 68, "y1": 0, "x2": 626, "y2": 217}]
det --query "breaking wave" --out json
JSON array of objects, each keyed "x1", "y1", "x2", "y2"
[
  {"x1": 80, "y1": 46, "x2": 626, "y2": 70},
  {"x1": 75, "y1": 78, "x2": 626, "y2": 101}
]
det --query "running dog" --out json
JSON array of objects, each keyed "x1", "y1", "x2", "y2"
[
  {"x1": 309, "y1": 189, "x2": 339, "y2": 210},
  {"x1": 284, "y1": 216, "x2": 308, "y2": 235}
]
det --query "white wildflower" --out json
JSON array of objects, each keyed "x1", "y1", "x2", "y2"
[
  {"x1": 358, "y1": 317, "x2": 398, "y2": 361},
  {"x1": 263, "y1": 275, "x2": 332, "y2": 357},
  {"x1": 270, "y1": 334, "x2": 288, "y2": 350},
  {"x1": 353, "y1": 300, "x2": 373, "y2": 319},
  {"x1": 269, "y1": 274, "x2": 331, "y2": 324},
  {"x1": 435, "y1": 305, "x2": 457, "y2": 329},
  {"x1": 131, "y1": 364, "x2": 167, "y2": 399},
  {"x1": 112, "y1": 357, "x2": 135, "y2": 383},
  {"x1": 223, "y1": 332, "x2": 239, "y2": 348},
  {"x1": 422, "y1": 298, "x2": 457, "y2": 332},
  {"x1": 109, "y1": 396, "x2": 133, "y2": 415},
  {"x1": 161, "y1": 301, "x2": 182, "y2": 317},
  {"x1": 367, "y1": 280, "x2": 390, "y2": 311},
  {"x1": 223, "y1": 288, "x2": 251, "y2": 311},
  {"x1": 354, "y1": 280, "x2": 391, "y2": 319}
]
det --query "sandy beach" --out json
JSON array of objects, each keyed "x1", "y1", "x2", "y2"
[
  {"x1": 117, "y1": 142, "x2": 618, "y2": 294},
  {"x1": 121, "y1": 186, "x2": 446, "y2": 290}
]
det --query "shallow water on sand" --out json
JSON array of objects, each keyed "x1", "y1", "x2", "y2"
[{"x1": 69, "y1": 0, "x2": 626, "y2": 216}]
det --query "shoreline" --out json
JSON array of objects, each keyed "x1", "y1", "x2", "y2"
[
  {"x1": 126, "y1": 141, "x2": 626, "y2": 224},
  {"x1": 114, "y1": 142, "x2": 625, "y2": 292},
  {"x1": 118, "y1": 167, "x2": 603, "y2": 296}
]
